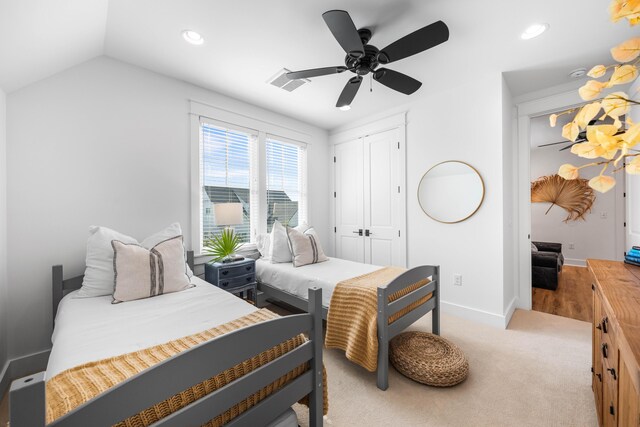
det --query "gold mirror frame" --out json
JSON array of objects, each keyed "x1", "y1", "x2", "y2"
[{"x1": 417, "y1": 160, "x2": 485, "y2": 224}]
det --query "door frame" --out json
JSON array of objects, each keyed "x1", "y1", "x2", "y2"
[
  {"x1": 516, "y1": 90, "x2": 626, "y2": 309},
  {"x1": 329, "y1": 113, "x2": 408, "y2": 266}
]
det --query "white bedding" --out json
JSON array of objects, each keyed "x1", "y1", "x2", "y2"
[
  {"x1": 47, "y1": 277, "x2": 258, "y2": 379},
  {"x1": 256, "y1": 257, "x2": 381, "y2": 306}
]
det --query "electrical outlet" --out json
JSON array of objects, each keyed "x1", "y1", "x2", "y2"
[
  {"x1": 569, "y1": 243, "x2": 575, "y2": 250},
  {"x1": 454, "y1": 274, "x2": 462, "y2": 286},
  {"x1": 600, "y1": 212, "x2": 608, "y2": 219}
]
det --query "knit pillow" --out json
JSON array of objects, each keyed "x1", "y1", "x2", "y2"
[
  {"x1": 112, "y1": 236, "x2": 193, "y2": 303},
  {"x1": 286, "y1": 226, "x2": 328, "y2": 267}
]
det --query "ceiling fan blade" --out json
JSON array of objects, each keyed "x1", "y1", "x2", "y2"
[
  {"x1": 336, "y1": 76, "x2": 363, "y2": 107},
  {"x1": 287, "y1": 66, "x2": 348, "y2": 80},
  {"x1": 377, "y1": 20, "x2": 449, "y2": 64},
  {"x1": 373, "y1": 68, "x2": 422, "y2": 95},
  {"x1": 322, "y1": 10, "x2": 364, "y2": 58}
]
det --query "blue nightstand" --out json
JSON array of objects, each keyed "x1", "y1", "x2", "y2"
[{"x1": 204, "y1": 258, "x2": 257, "y2": 304}]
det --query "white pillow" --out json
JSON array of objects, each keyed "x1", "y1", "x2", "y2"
[
  {"x1": 256, "y1": 233, "x2": 271, "y2": 260},
  {"x1": 78, "y1": 223, "x2": 192, "y2": 298},
  {"x1": 270, "y1": 221, "x2": 292, "y2": 263},
  {"x1": 287, "y1": 226, "x2": 328, "y2": 267}
]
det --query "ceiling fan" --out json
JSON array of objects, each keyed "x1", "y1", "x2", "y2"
[
  {"x1": 539, "y1": 120, "x2": 625, "y2": 151},
  {"x1": 286, "y1": 10, "x2": 449, "y2": 109}
]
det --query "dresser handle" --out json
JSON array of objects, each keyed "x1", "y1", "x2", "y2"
[
  {"x1": 596, "y1": 373, "x2": 602, "y2": 382},
  {"x1": 246, "y1": 276, "x2": 252, "y2": 282},
  {"x1": 221, "y1": 270, "x2": 229, "y2": 276},
  {"x1": 609, "y1": 404, "x2": 615, "y2": 416},
  {"x1": 602, "y1": 343, "x2": 608, "y2": 358},
  {"x1": 221, "y1": 282, "x2": 229, "y2": 287},
  {"x1": 596, "y1": 323, "x2": 602, "y2": 330},
  {"x1": 246, "y1": 266, "x2": 252, "y2": 271},
  {"x1": 602, "y1": 317, "x2": 608, "y2": 333},
  {"x1": 607, "y1": 368, "x2": 617, "y2": 380}
]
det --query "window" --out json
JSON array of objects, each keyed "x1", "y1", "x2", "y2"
[
  {"x1": 266, "y1": 137, "x2": 307, "y2": 232},
  {"x1": 194, "y1": 114, "x2": 308, "y2": 253},
  {"x1": 200, "y1": 122, "x2": 257, "y2": 245}
]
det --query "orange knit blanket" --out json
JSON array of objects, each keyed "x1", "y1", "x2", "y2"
[
  {"x1": 46, "y1": 309, "x2": 328, "y2": 426},
  {"x1": 324, "y1": 267, "x2": 432, "y2": 372}
]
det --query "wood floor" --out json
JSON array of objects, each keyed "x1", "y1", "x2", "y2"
[{"x1": 532, "y1": 265, "x2": 593, "y2": 322}]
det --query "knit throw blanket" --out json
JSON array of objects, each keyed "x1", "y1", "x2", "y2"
[
  {"x1": 325, "y1": 267, "x2": 432, "y2": 372},
  {"x1": 46, "y1": 309, "x2": 328, "y2": 426}
]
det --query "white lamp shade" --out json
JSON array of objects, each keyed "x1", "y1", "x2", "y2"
[{"x1": 214, "y1": 203, "x2": 243, "y2": 226}]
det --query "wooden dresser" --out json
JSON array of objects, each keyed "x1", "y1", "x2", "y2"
[{"x1": 588, "y1": 259, "x2": 640, "y2": 426}]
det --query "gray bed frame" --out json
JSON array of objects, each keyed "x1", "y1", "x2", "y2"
[
  {"x1": 258, "y1": 264, "x2": 440, "y2": 391},
  {"x1": 10, "y1": 251, "x2": 324, "y2": 427}
]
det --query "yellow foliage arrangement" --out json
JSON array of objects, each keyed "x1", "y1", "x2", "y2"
[{"x1": 551, "y1": 0, "x2": 640, "y2": 193}]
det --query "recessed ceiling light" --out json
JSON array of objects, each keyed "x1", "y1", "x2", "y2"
[
  {"x1": 521, "y1": 23, "x2": 549, "y2": 40},
  {"x1": 569, "y1": 68, "x2": 587, "y2": 78},
  {"x1": 339, "y1": 105, "x2": 351, "y2": 111},
  {"x1": 182, "y1": 30, "x2": 204, "y2": 45}
]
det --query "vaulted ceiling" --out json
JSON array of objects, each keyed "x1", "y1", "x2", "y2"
[{"x1": 0, "y1": 0, "x2": 636, "y2": 129}]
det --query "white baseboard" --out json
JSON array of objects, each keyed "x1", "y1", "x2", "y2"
[
  {"x1": 564, "y1": 258, "x2": 586, "y2": 267},
  {"x1": 503, "y1": 297, "x2": 518, "y2": 328},
  {"x1": 441, "y1": 300, "x2": 511, "y2": 329},
  {"x1": 0, "y1": 349, "x2": 50, "y2": 397}
]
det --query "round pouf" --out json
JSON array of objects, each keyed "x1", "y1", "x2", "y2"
[{"x1": 389, "y1": 332, "x2": 469, "y2": 387}]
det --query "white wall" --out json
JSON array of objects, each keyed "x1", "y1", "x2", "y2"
[
  {"x1": 332, "y1": 71, "x2": 509, "y2": 327},
  {"x1": 0, "y1": 88, "x2": 8, "y2": 374},
  {"x1": 530, "y1": 122, "x2": 621, "y2": 265},
  {"x1": 502, "y1": 77, "x2": 517, "y2": 317},
  {"x1": 6, "y1": 56, "x2": 331, "y2": 360},
  {"x1": 627, "y1": 78, "x2": 640, "y2": 249}
]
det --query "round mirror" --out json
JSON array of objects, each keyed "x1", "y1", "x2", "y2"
[{"x1": 418, "y1": 161, "x2": 485, "y2": 224}]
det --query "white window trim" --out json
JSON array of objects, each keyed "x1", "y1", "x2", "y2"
[{"x1": 190, "y1": 100, "x2": 310, "y2": 255}]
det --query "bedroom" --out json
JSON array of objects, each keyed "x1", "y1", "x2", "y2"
[{"x1": 1, "y1": 0, "x2": 640, "y2": 426}]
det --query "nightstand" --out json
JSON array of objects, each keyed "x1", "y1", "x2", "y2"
[{"x1": 204, "y1": 258, "x2": 257, "y2": 304}]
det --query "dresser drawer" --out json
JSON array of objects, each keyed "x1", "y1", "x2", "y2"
[
  {"x1": 217, "y1": 273, "x2": 256, "y2": 290},
  {"x1": 218, "y1": 263, "x2": 255, "y2": 278}
]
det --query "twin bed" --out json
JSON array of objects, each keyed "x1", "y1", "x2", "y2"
[
  {"x1": 256, "y1": 256, "x2": 440, "y2": 391},
  {"x1": 10, "y1": 253, "x2": 324, "y2": 427},
  {"x1": 10, "y1": 250, "x2": 440, "y2": 426}
]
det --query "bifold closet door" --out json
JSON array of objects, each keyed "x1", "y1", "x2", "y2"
[
  {"x1": 334, "y1": 138, "x2": 365, "y2": 263},
  {"x1": 363, "y1": 128, "x2": 402, "y2": 266}
]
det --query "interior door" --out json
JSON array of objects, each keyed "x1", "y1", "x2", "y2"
[
  {"x1": 363, "y1": 129, "x2": 404, "y2": 266},
  {"x1": 334, "y1": 139, "x2": 365, "y2": 262}
]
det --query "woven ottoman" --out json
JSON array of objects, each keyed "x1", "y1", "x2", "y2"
[{"x1": 390, "y1": 332, "x2": 468, "y2": 387}]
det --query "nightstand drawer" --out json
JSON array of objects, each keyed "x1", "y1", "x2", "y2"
[
  {"x1": 219, "y1": 263, "x2": 255, "y2": 278},
  {"x1": 218, "y1": 273, "x2": 255, "y2": 290}
]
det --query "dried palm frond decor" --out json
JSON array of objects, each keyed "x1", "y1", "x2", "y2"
[{"x1": 531, "y1": 174, "x2": 595, "y2": 222}]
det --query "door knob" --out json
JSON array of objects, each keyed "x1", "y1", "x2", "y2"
[
  {"x1": 352, "y1": 229, "x2": 363, "y2": 236},
  {"x1": 365, "y1": 229, "x2": 372, "y2": 237}
]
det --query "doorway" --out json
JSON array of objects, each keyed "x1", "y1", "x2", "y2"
[{"x1": 517, "y1": 92, "x2": 626, "y2": 321}]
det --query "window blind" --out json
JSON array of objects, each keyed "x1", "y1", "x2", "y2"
[
  {"x1": 200, "y1": 121, "x2": 257, "y2": 247},
  {"x1": 266, "y1": 137, "x2": 307, "y2": 232}
]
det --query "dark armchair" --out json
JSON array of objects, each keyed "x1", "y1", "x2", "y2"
[{"x1": 532, "y1": 241, "x2": 564, "y2": 291}]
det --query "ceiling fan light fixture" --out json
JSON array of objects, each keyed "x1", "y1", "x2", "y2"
[
  {"x1": 521, "y1": 23, "x2": 549, "y2": 40},
  {"x1": 182, "y1": 30, "x2": 204, "y2": 45},
  {"x1": 339, "y1": 105, "x2": 351, "y2": 111}
]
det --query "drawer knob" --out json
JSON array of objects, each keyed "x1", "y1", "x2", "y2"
[
  {"x1": 602, "y1": 343, "x2": 608, "y2": 358},
  {"x1": 246, "y1": 266, "x2": 252, "y2": 271},
  {"x1": 246, "y1": 276, "x2": 252, "y2": 282},
  {"x1": 596, "y1": 373, "x2": 602, "y2": 382},
  {"x1": 221, "y1": 282, "x2": 229, "y2": 287},
  {"x1": 607, "y1": 368, "x2": 617, "y2": 380},
  {"x1": 221, "y1": 270, "x2": 229, "y2": 276}
]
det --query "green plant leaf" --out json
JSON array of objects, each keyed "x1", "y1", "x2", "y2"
[{"x1": 204, "y1": 228, "x2": 242, "y2": 262}]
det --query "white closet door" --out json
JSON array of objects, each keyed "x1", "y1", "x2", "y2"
[
  {"x1": 334, "y1": 139, "x2": 365, "y2": 262},
  {"x1": 627, "y1": 169, "x2": 640, "y2": 249},
  {"x1": 363, "y1": 129, "x2": 403, "y2": 266}
]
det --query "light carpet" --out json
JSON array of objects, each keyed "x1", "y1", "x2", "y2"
[{"x1": 293, "y1": 308, "x2": 596, "y2": 427}]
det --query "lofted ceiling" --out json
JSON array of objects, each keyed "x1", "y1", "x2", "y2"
[{"x1": 0, "y1": 0, "x2": 637, "y2": 130}]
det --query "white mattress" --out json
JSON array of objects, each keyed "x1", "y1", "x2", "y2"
[
  {"x1": 47, "y1": 277, "x2": 258, "y2": 379},
  {"x1": 256, "y1": 257, "x2": 381, "y2": 306}
]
